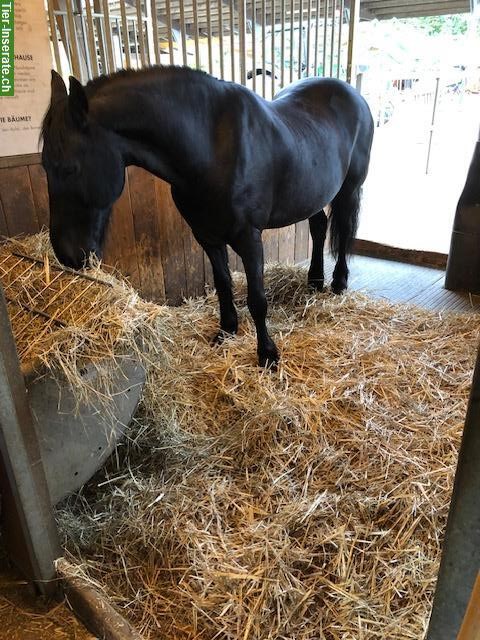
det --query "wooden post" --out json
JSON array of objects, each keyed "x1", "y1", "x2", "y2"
[{"x1": 0, "y1": 286, "x2": 61, "y2": 596}]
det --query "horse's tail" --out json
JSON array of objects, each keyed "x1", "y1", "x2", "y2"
[{"x1": 328, "y1": 182, "x2": 362, "y2": 259}]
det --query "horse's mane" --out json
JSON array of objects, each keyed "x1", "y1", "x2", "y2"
[
  {"x1": 85, "y1": 65, "x2": 217, "y2": 97},
  {"x1": 41, "y1": 65, "x2": 221, "y2": 156}
]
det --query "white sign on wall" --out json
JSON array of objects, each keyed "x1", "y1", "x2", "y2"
[{"x1": 0, "y1": 0, "x2": 52, "y2": 157}]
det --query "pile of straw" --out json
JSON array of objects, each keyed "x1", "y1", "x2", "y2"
[
  {"x1": 56, "y1": 263, "x2": 479, "y2": 639},
  {"x1": 0, "y1": 233, "x2": 159, "y2": 409}
]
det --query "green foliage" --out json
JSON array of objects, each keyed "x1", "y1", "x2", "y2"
[{"x1": 401, "y1": 14, "x2": 469, "y2": 36}]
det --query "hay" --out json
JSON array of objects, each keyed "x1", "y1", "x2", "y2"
[
  {"x1": 0, "y1": 233, "x2": 160, "y2": 411},
  {"x1": 55, "y1": 263, "x2": 479, "y2": 640}
]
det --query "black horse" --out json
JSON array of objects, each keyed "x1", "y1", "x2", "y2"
[{"x1": 41, "y1": 67, "x2": 374, "y2": 367}]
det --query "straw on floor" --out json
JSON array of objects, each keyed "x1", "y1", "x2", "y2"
[{"x1": 48, "y1": 263, "x2": 478, "y2": 639}]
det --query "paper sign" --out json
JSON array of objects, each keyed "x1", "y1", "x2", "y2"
[{"x1": 0, "y1": 0, "x2": 52, "y2": 156}]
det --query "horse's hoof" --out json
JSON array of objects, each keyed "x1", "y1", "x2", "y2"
[
  {"x1": 211, "y1": 330, "x2": 236, "y2": 346},
  {"x1": 308, "y1": 279, "x2": 324, "y2": 293},
  {"x1": 331, "y1": 279, "x2": 348, "y2": 295},
  {"x1": 258, "y1": 345, "x2": 279, "y2": 371}
]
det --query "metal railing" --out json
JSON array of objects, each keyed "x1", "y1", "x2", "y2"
[{"x1": 46, "y1": 0, "x2": 355, "y2": 96}]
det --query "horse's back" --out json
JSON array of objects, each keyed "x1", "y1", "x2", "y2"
[{"x1": 272, "y1": 77, "x2": 372, "y2": 137}]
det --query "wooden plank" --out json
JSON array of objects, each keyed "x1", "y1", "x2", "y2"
[
  {"x1": 228, "y1": 245, "x2": 241, "y2": 273},
  {"x1": 181, "y1": 217, "x2": 205, "y2": 299},
  {"x1": 263, "y1": 229, "x2": 279, "y2": 264},
  {"x1": 278, "y1": 224, "x2": 296, "y2": 265},
  {"x1": 153, "y1": 176, "x2": 187, "y2": 305},
  {"x1": 203, "y1": 251, "x2": 214, "y2": 287},
  {"x1": 227, "y1": 245, "x2": 239, "y2": 273},
  {"x1": 128, "y1": 167, "x2": 166, "y2": 303},
  {"x1": 353, "y1": 238, "x2": 447, "y2": 269},
  {"x1": 0, "y1": 167, "x2": 39, "y2": 236},
  {"x1": 103, "y1": 172, "x2": 141, "y2": 290},
  {"x1": 294, "y1": 220, "x2": 309, "y2": 264},
  {"x1": 0, "y1": 193, "x2": 7, "y2": 237},
  {"x1": 0, "y1": 287, "x2": 61, "y2": 596},
  {"x1": 0, "y1": 153, "x2": 42, "y2": 170},
  {"x1": 28, "y1": 164, "x2": 50, "y2": 229},
  {"x1": 57, "y1": 558, "x2": 143, "y2": 640}
]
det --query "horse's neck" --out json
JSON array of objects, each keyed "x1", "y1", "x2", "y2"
[{"x1": 91, "y1": 70, "x2": 221, "y2": 187}]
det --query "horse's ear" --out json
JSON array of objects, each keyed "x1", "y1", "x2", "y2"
[
  {"x1": 50, "y1": 69, "x2": 67, "y2": 104},
  {"x1": 68, "y1": 75, "x2": 88, "y2": 128}
]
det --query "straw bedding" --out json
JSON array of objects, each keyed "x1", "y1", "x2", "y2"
[
  {"x1": 0, "y1": 233, "x2": 159, "y2": 411},
  {"x1": 48, "y1": 265, "x2": 477, "y2": 639},
  {"x1": 1, "y1": 234, "x2": 478, "y2": 638}
]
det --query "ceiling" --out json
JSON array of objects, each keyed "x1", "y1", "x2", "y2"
[{"x1": 112, "y1": 0, "x2": 473, "y2": 37}]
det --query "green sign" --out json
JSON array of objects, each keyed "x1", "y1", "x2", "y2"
[{"x1": 1, "y1": 0, "x2": 14, "y2": 96}]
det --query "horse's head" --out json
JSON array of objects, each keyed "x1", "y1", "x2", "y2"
[{"x1": 41, "y1": 71, "x2": 125, "y2": 269}]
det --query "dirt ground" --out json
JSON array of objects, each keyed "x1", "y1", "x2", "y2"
[{"x1": 0, "y1": 555, "x2": 94, "y2": 640}]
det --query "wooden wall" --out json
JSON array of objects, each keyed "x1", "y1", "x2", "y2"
[{"x1": 0, "y1": 154, "x2": 311, "y2": 305}]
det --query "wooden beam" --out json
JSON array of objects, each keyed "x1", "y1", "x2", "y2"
[{"x1": 0, "y1": 286, "x2": 61, "y2": 596}]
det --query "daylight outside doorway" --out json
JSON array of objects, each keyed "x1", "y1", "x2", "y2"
[{"x1": 356, "y1": 13, "x2": 480, "y2": 254}]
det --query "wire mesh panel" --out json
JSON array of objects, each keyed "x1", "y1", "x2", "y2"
[{"x1": 46, "y1": 0, "x2": 352, "y2": 92}]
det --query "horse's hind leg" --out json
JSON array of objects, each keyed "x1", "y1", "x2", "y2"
[
  {"x1": 329, "y1": 179, "x2": 362, "y2": 294},
  {"x1": 308, "y1": 210, "x2": 328, "y2": 292},
  {"x1": 201, "y1": 242, "x2": 238, "y2": 342}
]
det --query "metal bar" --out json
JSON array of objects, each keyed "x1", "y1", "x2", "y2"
[
  {"x1": 207, "y1": 0, "x2": 214, "y2": 75},
  {"x1": 93, "y1": 0, "x2": 107, "y2": 74},
  {"x1": 47, "y1": 2, "x2": 63, "y2": 75},
  {"x1": 270, "y1": 0, "x2": 275, "y2": 97},
  {"x1": 120, "y1": 1, "x2": 132, "y2": 68},
  {"x1": 261, "y1": 0, "x2": 266, "y2": 95},
  {"x1": 150, "y1": 0, "x2": 160, "y2": 65},
  {"x1": 65, "y1": 0, "x2": 82, "y2": 78},
  {"x1": 192, "y1": 0, "x2": 200, "y2": 69},
  {"x1": 229, "y1": 0, "x2": 235, "y2": 82},
  {"x1": 426, "y1": 345, "x2": 480, "y2": 640},
  {"x1": 85, "y1": 0, "x2": 100, "y2": 76},
  {"x1": 239, "y1": 0, "x2": 246, "y2": 84},
  {"x1": 425, "y1": 77, "x2": 440, "y2": 175},
  {"x1": 4, "y1": 296, "x2": 67, "y2": 327},
  {"x1": 0, "y1": 287, "x2": 61, "y2": 597},
  {"x1": 329, "y1": 0, "x2": 336, "y2": 76},
  {"x1": 280, "y1": 0, "x2": 285, "y2": 86},
  {"x1": 297, "y1": 0, "x2": 303, "y2": 79},
  {"x1": 218, "y1": 0, "x2": 224, "y2": 78},
  {"x1": 101, "y1": 0, "x2": 115, "y2": 72},
  {"x1": 144, "y1": 1, "x2": 155, "y2": 65},
  {"x1": 132, "y1": 18, "x2": 140, "y2": 68},
  {"x1": 179, "y1": 0, "x2": 188, "y2": 65},
  {"x1": 165, "y1": 0, "x2": 174, "y2": 64},
  {"x1": 322, "y1": 0, "x2": 329, "y2": 77},
  {"x1": 346, "y1": 0, "x2": 359, "y2": 84},
  {"x1": 337, "y1": 0, "x2": 344, "y2": 78},
  {"x1": 10, "y1": 252, "x2": 114, "y2": 287},
  {"x1": 289, "y1": 0, "x2": 294, "y2": 84},
  {"x1": 135, "y1": 0, "x2": 147, "y2": 66},
  {"x1": 313, "y1": 0, "x2": 320, "y2": 75},
  {"x1": 306, "y1": 0, "x2": 312, "y2": 76},
  {"x1": 251, "y1": 0, "x2": 257, "y2": 91}
]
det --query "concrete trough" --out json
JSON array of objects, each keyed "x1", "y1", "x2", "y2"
[{"x1": 24, "y1": 355, "x2": 145, "y2": 505}]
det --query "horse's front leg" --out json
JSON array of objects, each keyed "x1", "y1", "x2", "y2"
[
  {"x1": 232, "y1": 227, "x2": 279, "y2": 369},
  {"x1": 202, "y1": 242, "x2": 238, "y2": 343}
]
